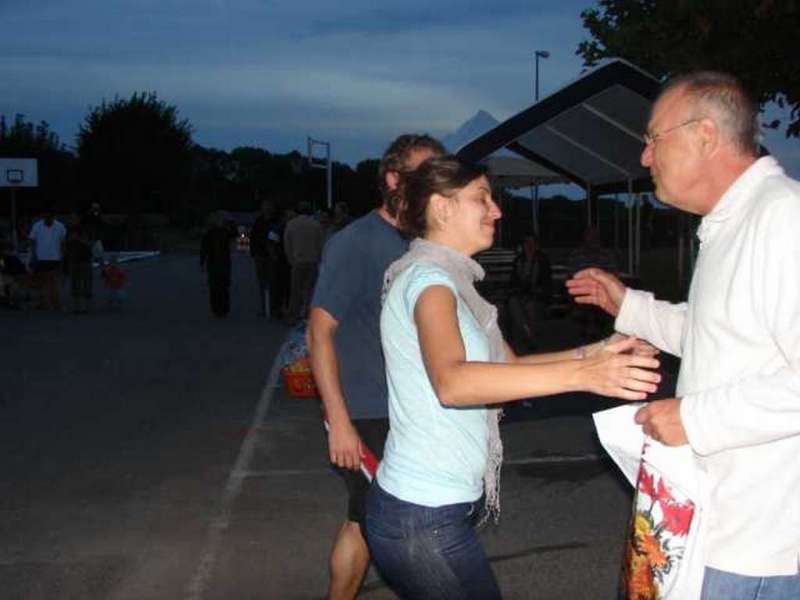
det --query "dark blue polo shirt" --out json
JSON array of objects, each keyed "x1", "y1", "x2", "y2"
[{"x1": 311, "y1": 211, "x2": 408, "y2": 419}]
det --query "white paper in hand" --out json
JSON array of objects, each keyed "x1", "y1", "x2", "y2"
[{"x1": 593, "y1": 404, "x2": 644, "y2": 487}]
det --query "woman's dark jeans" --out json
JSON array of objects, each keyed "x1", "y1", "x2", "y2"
[{"x1": 366, "y1": 483, "x2": 502, "y2": 600}]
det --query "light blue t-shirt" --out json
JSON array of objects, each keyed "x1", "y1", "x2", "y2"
[{"x1": 377, "y1": 263, "x2": 490, "y2": 507}]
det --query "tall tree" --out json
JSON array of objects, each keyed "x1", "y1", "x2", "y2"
[
  {"x1": 229, "y1": 146, "x2": 273, "y2": 209},
  {"x1": 0, "y1": 114, "x2": 67, "y2": 156},
  {"x1": 578, "y1": 0, "x2": 800, "y2": 136},
  {"x1": 0, "y1": 114, "x2": 76, "y2": 211},
  {"x1": 351, "y1": 159, "x2": 381, "y2": 216},
  {"x1": 77, "y1": 92, "x2": 194, "y2": 213}
]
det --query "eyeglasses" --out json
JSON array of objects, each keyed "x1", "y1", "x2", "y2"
[{"x1": 643, "y1": 118, "x2": 702, "y2": 146}]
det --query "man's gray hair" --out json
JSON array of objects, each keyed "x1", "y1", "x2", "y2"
[{"x1": 663, "y1": 71, "x2": 760, "y2": 156}]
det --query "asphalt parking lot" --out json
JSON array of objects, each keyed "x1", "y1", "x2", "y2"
[{"x1": 1, "y1": 252, "x2": 672, "y2": 599}]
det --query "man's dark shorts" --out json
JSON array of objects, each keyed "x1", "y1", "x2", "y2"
[{"x1": 336, "y1": 418, "x2": 389, "y2": 534}]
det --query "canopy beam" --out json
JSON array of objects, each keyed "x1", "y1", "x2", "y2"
[
  {"x1": 581, "y1": 102, "x2": 645, "y2": 142},
  {"x1": 543, "y1": 124, "x2": 632, "y2": 178}
]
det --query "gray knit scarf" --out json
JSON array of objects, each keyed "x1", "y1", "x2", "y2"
[{"x1": 382, "y1": 238, "x2": 504, "y2": 524}]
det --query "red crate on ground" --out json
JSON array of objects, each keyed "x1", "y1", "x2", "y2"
[{"x1": 282, "y1": 356, "x2": 318, "y2": 398}]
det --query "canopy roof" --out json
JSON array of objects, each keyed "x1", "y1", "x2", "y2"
[
  {"x1": 457, "y1": 59, "x2": 662, "y2": 194},
  {"x1": 443, "y1": 110, "x2": 568, "y2": 188},
  {"x1": 480, "y1": 154, "x2": 567, "y2": 188}
]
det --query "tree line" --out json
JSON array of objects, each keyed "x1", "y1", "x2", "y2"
[{"x1": 0, "y1": 93, "x2": 383, "y2": 227}]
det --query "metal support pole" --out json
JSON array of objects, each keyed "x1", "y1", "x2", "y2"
[
  {"x1": 596, "y1": 191, "x2": 601, "y2": 231},
  {"x1": 627, "y1": 188, "x2": 634, "y2": 276},
  {"x1": 325, "y1": 144, "x2": 332, "y2": 211},
  {"x1": 496, "y1": 192, "x2": 505, "y2": 246},
  {"x1": 10, "y1": 187, "x2": 18, "y2": 252},
  {"x1": 586, "y1": 184, "x2": 592, "y2": 227},
  {"x1": 530, "y1": 184, "x2": 540, "y2": 237},
  {"x1": 534, "y1": 50, "x2": 549, "y2": 101},
  {"x1": 635, "y1": 192, "x2": 642, "y2": 276}
]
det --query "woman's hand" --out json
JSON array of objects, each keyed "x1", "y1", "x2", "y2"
[
  {"x1": 579, "y1": 336, "x2": 661, "y2": 400},
  {"x1": 583, "y1": 333, "x2": 659, "y2": 359}
]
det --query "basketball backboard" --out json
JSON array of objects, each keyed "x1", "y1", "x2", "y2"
[{"x1": 0, "y1": 158, "x2": 38, "y2": 187}]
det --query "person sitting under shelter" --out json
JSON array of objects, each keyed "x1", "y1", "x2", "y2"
[
  {"x1": 567, "y1": 226, "x2": 619, "y2": 339},
  {"x1": 506, "y1": 233, "x2": 552, "y2": 351}
]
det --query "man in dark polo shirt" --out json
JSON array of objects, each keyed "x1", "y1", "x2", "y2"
[{"x1": 308, "y1": 134, "x2": 444, "y2": 600}]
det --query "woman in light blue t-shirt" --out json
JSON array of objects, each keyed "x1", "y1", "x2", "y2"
[{"x1": 365, "y1": 156, "x2": 661, "y2": 599}]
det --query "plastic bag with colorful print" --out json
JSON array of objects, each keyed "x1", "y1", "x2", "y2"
[
  {"x1": 620, "y1": 441, "x2": 697, "y2": 600},
  {"x1": 593, "y1": 405, "x2": 705, "y2": 600}
]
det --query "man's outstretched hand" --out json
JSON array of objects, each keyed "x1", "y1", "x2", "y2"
[{"x1": 566, "y1": 268, "x2": 626, "y2": 317}]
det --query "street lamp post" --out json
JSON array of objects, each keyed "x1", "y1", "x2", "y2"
[
  {"x1": 534, "y1": 50, "x2": 550, "y2": 101},
  {"x1": 532, "y1": 50, "x2": 550, "y2": 238}
]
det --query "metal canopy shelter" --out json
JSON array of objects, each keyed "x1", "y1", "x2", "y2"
[
  {"x1": 444, "y1": 109, "x2": 568, "y2": 188},
  {"x1": 457, "y1": 59, "x2": 663, "y2": 275}
]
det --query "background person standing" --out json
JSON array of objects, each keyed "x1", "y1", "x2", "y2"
[
  {"x1": 332, "y1": 201, "x2": 351, "y2": 233},
  {"x1": 249, "y1": 200, "x2": 284, "y2": 318},
  {"x1": 28, "y1": 208, "x2": 67, "y2": 310},
  {"x1": 283, "y1": 201, "x2": 324, "y2": 324},
  {"x1": 200, "y1": 211, "x2": 236, "y2": 317},
  {"x1": 81, "y1": 202, "x2": 105, "y2": 248},
  {"x1": 65, "y1": 221, "x2": 93, "y2": 313}
]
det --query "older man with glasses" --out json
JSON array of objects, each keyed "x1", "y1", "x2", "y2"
[{"x1": 568, "y1": 71, "x2": 800, "y2": 599}]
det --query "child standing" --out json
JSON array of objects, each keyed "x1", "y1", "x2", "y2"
[{"x1": 101, "y1": 258, "x2": 128, "y2": 309}]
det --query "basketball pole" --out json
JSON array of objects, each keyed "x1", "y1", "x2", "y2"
[{"x1": 10, "y1": 186, "x2": 18, "y2": 252}]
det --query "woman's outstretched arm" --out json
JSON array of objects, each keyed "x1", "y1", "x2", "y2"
[
  {"x1": 506, "y1": 334, "x2": 659, "y2": 365},
  {"x1": 415, "y1": 286, "x2": 661, "y2": 407}
]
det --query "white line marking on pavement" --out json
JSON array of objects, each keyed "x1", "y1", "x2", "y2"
[
  {"x1": 241, "y1": 468, "x2": 331, "y2": 477},
  {"x1": 504, "y1": 453, "x2": 602, "y2": 465},
  {"x1": 184, "y1": 337, "x2": 288, "y2": 600}
]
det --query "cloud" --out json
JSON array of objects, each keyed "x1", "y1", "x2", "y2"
[{"x1": 16, "y1": 0, "x2": 798, "y2": 176}]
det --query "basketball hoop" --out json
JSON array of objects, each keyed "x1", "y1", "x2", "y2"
[{"x1": 6, "y1": 169, "x2": 23, "y2": 185}]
